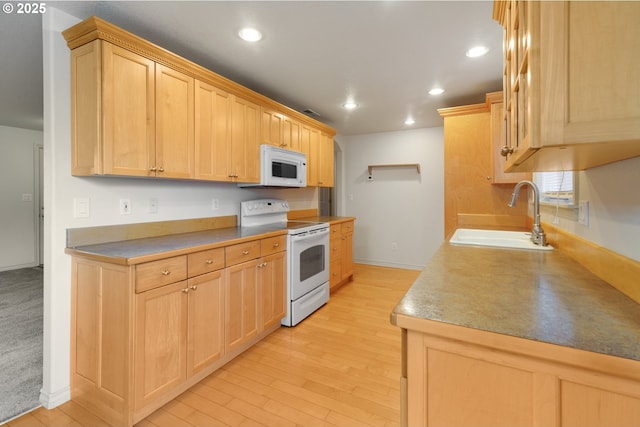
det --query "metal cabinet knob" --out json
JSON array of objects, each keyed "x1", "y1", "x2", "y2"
[
  {"x1": 161, "y1": 270, "x2": 170, "y2": 276},
  {"x1": 500, "y1": 145, "x2": 514, "y2": 158},
  {"x1": 205, "y1": 259, "x2": 213, "y2": 264},
  {"x1": 242, "y1": 250, "x2": 249, "y2": 255},
  {"x1": 191, "y1": 285, "x2": 197, "y2": 291}
]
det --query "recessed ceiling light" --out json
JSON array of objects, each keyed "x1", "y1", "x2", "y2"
[
  {"x1": 429, "y1": 88, "x2": 445, "y2": 96},
  {"x1": 343, "y1": 102, "x2": 358, "y2": 110},
  {"x1": 466, "y1": 46, "x2": 489, "y2": 58},
  {"x1": 404, "y1": 118, "x2": 415, "y2": 125},
  {"x1": 238, "y1": 28, "x2": 262, "y2": 42}
]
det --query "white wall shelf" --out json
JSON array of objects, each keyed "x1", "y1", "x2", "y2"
[{"x1": 367, "y1": 163, "x2": 421, "y2": 176}]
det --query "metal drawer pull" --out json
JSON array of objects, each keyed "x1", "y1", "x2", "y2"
[
  {"x1": 161, "y1": 270, "x2": 171, "y2": 276},
  {"x1": 242, "y1": 250, "x2": 249, "y2": 255},
  {"x1": 257, "y1": 262, "x2": 267, "y2": 268},
  {"x1": 205, "y1": 259, "x2": 213, "y2": 264},
  {"x1": 181, "y1": 288, "x2": 189, "y2": 293},
  {"x1": 272, "y1": 243, "x2": 279, "y2": 247}
]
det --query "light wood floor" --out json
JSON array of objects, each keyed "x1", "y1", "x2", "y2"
[{"x1": 4, "y1": 264, "x2": 419, "y2": 427}]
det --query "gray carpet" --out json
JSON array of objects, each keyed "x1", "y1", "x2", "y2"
[{"x1": 0, "y1": 267, "x2": 43, "y2": 424}]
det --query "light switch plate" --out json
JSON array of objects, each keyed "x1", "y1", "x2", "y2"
[{"x1": 74, "y1": 198, "x2": 90, "y2": 218}]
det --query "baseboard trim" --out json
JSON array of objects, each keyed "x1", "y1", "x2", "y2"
[{"x1": 39, "y1": 386, "x2": 70, "y2": 409}]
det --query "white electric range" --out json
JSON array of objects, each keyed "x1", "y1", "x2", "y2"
[{"x1": 240, "y1": 199, "x2": 330, "y2": 326}]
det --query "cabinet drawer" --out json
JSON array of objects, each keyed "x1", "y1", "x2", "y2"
[
  {"x1": 225, "y1": 240, "x2": 261, "y2": 266},
  {"x1": 330, "y1": 224, "x2": 342, "y2": 237},
  {"x1": 261, "y1": 235, "x2": 286, "y2": 256},
  {"x1": 188, "y1": 248, "x2": 225, "y2": 277},
  {"x1": 135, "y1": 255, "x2": 187, "y2": 293},
  {"x1": 341, "y1": 221, "x2": 354, "y2": 235}
]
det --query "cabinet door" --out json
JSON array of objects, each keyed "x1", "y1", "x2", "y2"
[
  {"x1": 341, "y1": 230, "x2": 354, "y2": 281},
  {"x1": 283, "y1": 116, "x2": 302, "y2": 151},
  {"x1": 155, "y1": 64, "x2": 194, "y2": 179},
  {"x1": 134, "y1": 281, "x2": 188, "y2": 410},
  {"x1": 225, "y1": 259, "x2": 259, "y2": 353},
  {"x1": 261, "y1": 108, "x2": 283, "y2": 147},
  {"x1": 231, "y1": 96, "x2": 260, "y2": 183},
  {"x1": 318, "y1": 132, "x2": 334, "y2": 187},
  {"x1": 489, "y1": 97, "x2": 530, "y2": 184},
  {"x1": 102, "y1": 42, "x2": 155, "y2": 177},
  {"x1": 301, "y1": 125, "x2": 321, "y2": 186},
  {"x1": 540, "y1": 1, "x2": 640, "y2": 147},
  {"x1": 187, "y1": 271, "x2": 225, "y2": 377},
  {"x1": 194, "y1": 80, "x2": 232, "y2": 181},
  {"x1": 259, "y1": 252, "x2": 287, "y2": 330}
]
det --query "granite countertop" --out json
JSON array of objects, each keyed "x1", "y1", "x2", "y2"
[
  {"x1": 65, "y1": 225, "x2": 287, "y2": 265},
  {"x1": 391, "y1": 243, "x2": 640, "y2": 361}
]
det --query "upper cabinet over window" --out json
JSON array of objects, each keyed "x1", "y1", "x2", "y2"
[{"x1": 494, "y1": 1, "x2": 640, "y2": 172}]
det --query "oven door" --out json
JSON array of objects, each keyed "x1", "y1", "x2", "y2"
[{"x1": 289, "y1": 227, "x2": 330, "y2": 300}]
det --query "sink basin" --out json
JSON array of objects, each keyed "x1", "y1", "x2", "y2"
[{"x1": 449, "y1": 228, "x2": 553, "y2": 251}]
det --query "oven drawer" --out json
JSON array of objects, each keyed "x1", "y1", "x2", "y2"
[
  {"x1": 188, "y1": 247, "x2": 225, "y2": 277},
  {"x1": 135, "y1": 255, "x2": 187, "y2": 292},
  {"x1": 261, "y1": 235, "x2": 286, "y2": 256},
  {"x1": 226, "y1": 240, "x2": 261, "y2": 266}
]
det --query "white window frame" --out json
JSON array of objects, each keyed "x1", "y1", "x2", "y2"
[{"x1": 533, "y1": 171, "x2": 578, "y2": 209}]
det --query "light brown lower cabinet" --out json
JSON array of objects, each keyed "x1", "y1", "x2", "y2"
[
  {"x1": 70, "y1": 234, "x2": 286, "y2": 427},
  {"x1": 329, "y1": 219, "x2": 354, "y2": 291},
  {"x1": 400, "y1": 319, "x2": 640, "y2": 427}
]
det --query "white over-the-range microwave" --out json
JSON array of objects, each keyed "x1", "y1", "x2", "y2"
[{"x1": 239, "y1": 145, "x2": 307, "y2": 188}]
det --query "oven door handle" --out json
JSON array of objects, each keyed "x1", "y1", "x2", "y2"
[{"x1": 291, "y1": 228, "x2": 329, "y2": 242}]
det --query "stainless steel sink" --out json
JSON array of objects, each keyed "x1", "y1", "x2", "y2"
[{"x1": 449, "y1": 228, "x2": 553, "y2": 251}]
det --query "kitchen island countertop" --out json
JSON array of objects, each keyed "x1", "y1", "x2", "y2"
[{"x1": 391, "y1": 243, "x2": 640, "y2": 361}]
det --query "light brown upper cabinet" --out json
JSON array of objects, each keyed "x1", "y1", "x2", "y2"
[
  {"x1": 195, "y1": 81, "x2": 260, "y2": 183},
  {"x1": 155, "y1": 64, "x2": 194, "y2": 179},
  {"x1": 70, "y1": 40, "x2": 194, "y2": 178},
  {"x1": 261, "y1": 108, "x2": 302, "y2": 151},
  {"x1": 301, "y1": 126, "x2": 334, "y2": 187},
  {"x1": 64, "y1": 16, "x2": 335, "y2": 182},
  {"x1": 318, "y1": 132, "x2": 335, "y2": 187},
  {"x1": 486, "y1": 92, "x2": 530, "y2": 184},
  {"x1": 494, "y1": 1, "x2": 640, "y2": 172}
]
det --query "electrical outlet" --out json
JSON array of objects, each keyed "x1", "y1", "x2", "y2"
[
  {"x1": 212, "y1": 198, "x2": 219, "y2": 210},
  {"x1": 120, "y1": 199, "x2": 131, "y2": 215},
  {"x1": 149, "y1": 198, "x2": 158, "y2": 214},
  {"x1": 578, "y1": 201, "x2": 589, "y2": 226},
  {"x1": 391, "y1": 242, "x2": 398, "y2": 251}
]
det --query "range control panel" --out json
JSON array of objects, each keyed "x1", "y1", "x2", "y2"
[{"x1": 241, "y1": 199, "x2": 289, "y2": 217}]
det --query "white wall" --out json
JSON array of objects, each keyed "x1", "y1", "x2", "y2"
[
  {"x1": 42, "y1": 7, "x2": 318, "y2": 408},
  {"x1": 338, "y1": 127, "x2": 444, "y2": 270},
  {"x1": 540, "y1": 156, "x2": 640, "y2": 262},
  {"x1": 0, "y1": 126, "x2": 42, "y2": 271}
]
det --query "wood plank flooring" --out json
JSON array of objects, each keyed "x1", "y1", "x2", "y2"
[{"x1": 3, "y1": 264, "x2": 419, "y2": 427}]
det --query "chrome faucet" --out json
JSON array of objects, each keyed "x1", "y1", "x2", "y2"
[{"x1": 508, "y1": 180, "x2": 547, "y2": 246}]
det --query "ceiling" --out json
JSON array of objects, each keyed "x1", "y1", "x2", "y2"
[{"x1": 0, "y1": 1, "x2": 504, "y2": 136}]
